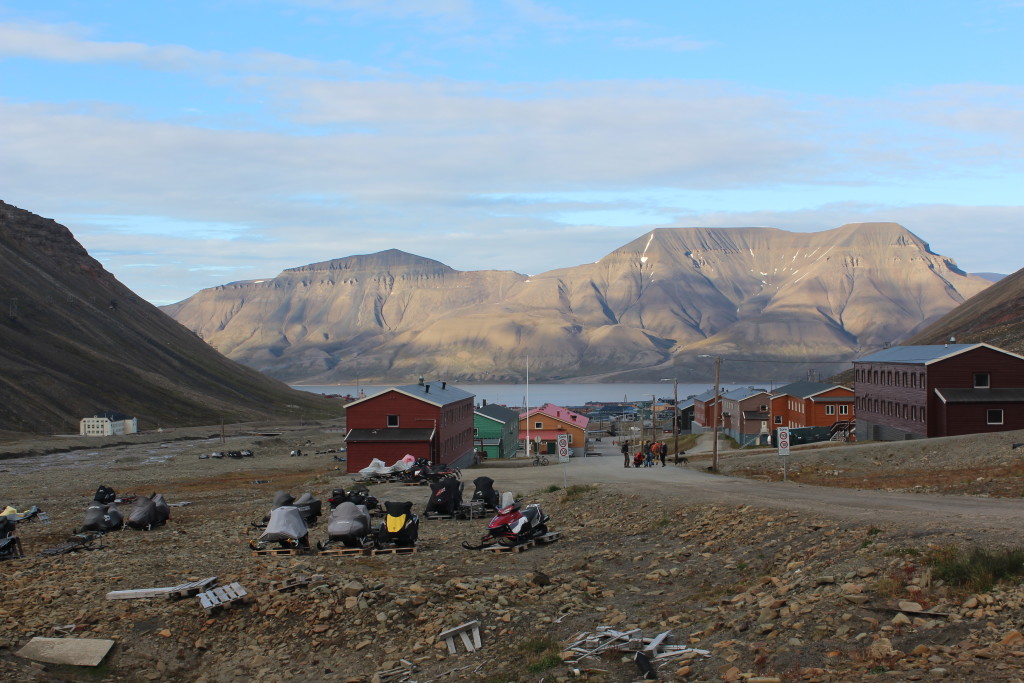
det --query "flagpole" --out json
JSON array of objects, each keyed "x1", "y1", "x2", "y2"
[{"x1": 525, "y1": 355, "x2": 530, "y2": 459}]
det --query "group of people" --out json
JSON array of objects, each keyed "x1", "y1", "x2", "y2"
[{"x1": 620, "y1": 439, "x2": 667, "y2": 468}]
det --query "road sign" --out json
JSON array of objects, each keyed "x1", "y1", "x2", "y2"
[
  {"x1": 777, "y1": 427, "x2": 790, "y2": 457},
  {"x1": 556, "y1": 434, "x2": 570, "y2": 463}
]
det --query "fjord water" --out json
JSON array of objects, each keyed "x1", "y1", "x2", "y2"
[{"x1": 293, "y1": 382, "x2": 757, "y2": 407}]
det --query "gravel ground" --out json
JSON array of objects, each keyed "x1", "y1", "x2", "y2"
[{"x1": 3, "y1": 423, "x2": 1024, "y2": 682}]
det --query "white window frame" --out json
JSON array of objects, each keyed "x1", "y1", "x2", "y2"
[
  {"x1": 534, "y1": 421, "x2": 543, "y2": 430},
  {"x1": 387, "y1": 414, "x2": 399, "y2": 428},
  {"x1": 975, "y1": 373, "x2": 991, "y2": 389},
  {"x1": 825, "y1": 405, "x2": 836, "y2": 416},
  {"x1": 839, "y1": 405, "x2": 849, "y2": 415}
]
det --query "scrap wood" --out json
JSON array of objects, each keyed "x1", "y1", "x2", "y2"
[
  {"x1": 376, "y1": 658, "x2": 417, "y2": 682},
  {"x1": 106, "y1": 576, "x2": 217, "y2": 600},
  {"x1": 869, "y1": 605, "x2": 951, "y2": 619}
]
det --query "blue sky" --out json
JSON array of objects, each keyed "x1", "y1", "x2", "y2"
[{"x1": 3, "y1": 0, "x2": 1024, "y2": 304}]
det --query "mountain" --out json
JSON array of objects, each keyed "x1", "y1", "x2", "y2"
[
  {"x1": 907, "y1": 265, "x2": 1024, "y2": 355},
  {"x1": 165, "y1": 223, "x2": 993, "y2": 384},
  {"x1": 0, "y1": 201, "x2": 337, "y2": 436}
]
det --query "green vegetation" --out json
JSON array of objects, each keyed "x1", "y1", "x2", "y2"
[
  {"x1": 562, "y1": 484, "x2": 597, "y2": 501},
  {"x1": 925, "y1": 546, "x2": 1024, "y2": 592},
  {"x1": 518, "y1": 636, "x2": 562, "y2": 674}
]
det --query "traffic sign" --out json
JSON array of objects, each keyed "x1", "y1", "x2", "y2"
[{"x1": 777, "y1": 427, "x2": 790, "y2": 457}]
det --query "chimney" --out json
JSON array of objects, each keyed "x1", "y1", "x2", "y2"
[
  {"x1": 483, "y1": 398, "x2": 487, "y2": 406},
  {"x1": 425, "y1": 384, "x2": 430, "y2": 393},
  {"x1": 418, "y1": 376, "x2": 424, "y2": 386},
  {"x1": 442, "y1": 381, "x2": 447, "y2": 390}
]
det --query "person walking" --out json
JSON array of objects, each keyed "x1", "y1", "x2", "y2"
[
  {"x1": 621, "y1": 440, "x2": 631, "y2": 468},
  {"x1": 658, "y1": 441, "x2": 667, "y2": 467}
]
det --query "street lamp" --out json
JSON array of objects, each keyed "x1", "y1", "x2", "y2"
[
  {"x1": 698, "y1": 355, "x2": 722, "y2": 472},
  {"x1": 661, "y1": 378, "x2": 679, "y2": 463}
]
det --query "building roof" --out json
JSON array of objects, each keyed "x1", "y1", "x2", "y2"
[
  {"x1": 520, "y1": 429, "x2": 583, "y2": 441},
  {"x1": 772, "y1": 381, "x2": 851, "y2": 399},
  {"x1": 810, "y1": 395, "x2": 854, "y2": 403},
  {"x1": 720, "y1": 386, "x2": 770, "y2": 401},
  {"x1": 934, "y1": 388, "x2": 1024, "y2": 404},
  {"x1": 691, "y1": 389, "x2": 718, "y2": 403},
  {"x1": 87, "y1": 411, "x2": 133, "y2": 421},
  {"x1": 742, "y1": 410, "x2": 770, "y2": 420},
  {"x1": 854, "y1": 343, "x2": 1024, "y2": 366},
  {"x1": 345, "y1": 380, "x2": 475, "y2": 409},
  {"x1": 475, "y1": 403, "x2": 520, "y2": 424},
  {"x1": 677, "y1": 398, "x2": 695, "y2": 411},
  {"x1": 522, "y1": 403, "x2": 590, "y2": 429},
  {"x1": 345, "y1": 428, "x2": 435, "y2": 442}
]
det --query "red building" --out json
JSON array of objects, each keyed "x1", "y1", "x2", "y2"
[
  {"x1": 343, "y1": 379, "x2": 476, "y2": 473},
  {"x1": 770, "y1": 381, "x2": 855, "y2": 440},
  {"x1": 854, "y1": 344, "x2": 1024, "y2": 440},
  {"x1": 519, "y1": 403, "x2": 590, "y2": 458}
]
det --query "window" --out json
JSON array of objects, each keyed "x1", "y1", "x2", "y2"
[
  {"x1": 387, "y1": 414, "x2": 399, "y2": 428},
  {"x1": 840, "y1": 405, "x2": 849, "y2": 415},
  {"x1": 987, "y1": 409, "x2": 1004, "y2": 425},
  {"x1": 759, "y1": 404, "x2": 768, "y2": 412},
  {"x1": 974, "y1": 373, "x2": 991, "y2": 389},
  {"x1": 774, "y1": 415, "x2": 782, "y2": 424},
  {"x1": 534, "y1": 421, "x2": 543, "y2": 430},
  {"x1": 473, "y1": 428, "x2": 479, "y2": 437},
  {"x1": 826, "y1": 405, "x2": 836, "y2": 415}
]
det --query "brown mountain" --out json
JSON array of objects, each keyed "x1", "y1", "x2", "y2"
[
  {"x1": 907, "y1": 265, "x2": 1024, "y2": 355},
  {"x1": 0, "y1": 201, "x2": 337, "y2": 436},
  {"x1": 165, "y1": 223, "x2": 992, "y2": 384}
]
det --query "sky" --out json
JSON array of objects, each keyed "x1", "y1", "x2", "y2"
[{"x1": 3, "y1": 0, "x2": 1024, "y2": 305}]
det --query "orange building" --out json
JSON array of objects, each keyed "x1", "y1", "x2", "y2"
[
  {"x1": 770, "y1": 381, "x2": 855, "y2": 440},
  {"x1": 519, "y1": 403, "x2": 590, "y2": 458}
]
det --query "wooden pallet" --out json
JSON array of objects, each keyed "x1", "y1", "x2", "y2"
[
  {"x1": 106, "y1": 576, "x2": 217, "y2": 601},
  {"x1": 251, "y1": 546, "x2": 311, "y2": 556},
  {"x1": 483, "y1": 540, "x2": 534, "y2": 553},
  {"x1": 198, "y1": 582, "x2": 248, "y2": 615},
  {"x1": 439, "y1": 620, "x2": 482, "y2": 654},
  {"x1": 535, "y1": 531, "x2": 562, "y2": 544},
  {"x1": 318, "y1": 547, "x2": 371, "y2": 557},
  {"x1": 268, "y1": 576, "x2": 309, "y2": 593},
  {"x1": 371, "y1": 546, "x2": 418, "y2": 555}
]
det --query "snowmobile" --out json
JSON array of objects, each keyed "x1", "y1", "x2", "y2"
[
  {"x1": 424, "y1": 477, "x2": 464, "y2": 518},
  {"x1": 462, "y1": 498, "x2": 550, "y2": 550},
  {"x1": 347, "y1": 486, "x2": 382, "y2": 515},
  {"x1": 78, "y1": 502, "x2": 123, "y2": 533},
  {"x1": 292, "y1": 492, "x2": 322, "y2": 526},
  {"x1": 125, "y1": 494, "x2": 170, "y2": 531},
  {"x1": 250, "y1": 505, "x2": 310, "y2": 550},
  {"x1": 317, "y1": 501, "x2": 375, "y2": 550},
  {"x1": 0, "y1": 516, "x2": 22, "y2": 560},
  {"x1": 377, "y1": 501, "x2": 419, "y2": 548},
  {"x1": 93, "y1": 485, "x2": 117, "y2": 505},
  {"x1": 0, "y1": 505, "x2": 41, "y2": 522},
  {"x1": 470, "y1": 476, "x2": 499, "y2": 510}
]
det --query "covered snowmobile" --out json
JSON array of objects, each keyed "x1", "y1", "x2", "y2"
[
  {"x1": 252, "y1": 505, "x2": 309, "y2": 550},
  {"x1": 377, "y1": 501, "x2": 419, "y2": 548},
  {"x1": 0, "y1": 516, "x2": 23, "y2": 560},
  {"x1": 470, "y1": 476, "x2": 499, "y2": 510},
  {"x1": 125, "y1": 494, "x2": 169, "y2": 530},
  {"x1": 424, "y1": 478, "x2": 464, "y2": 518},
  {"x1": 318, "y1": 502, "x2": 375, "y2": 550},
  {"x1": 293, "y1": 492, "x2": 322, "y2": 525},
  {"x1": 93, "y1": 485, "x2": 116, "y2": 504},
  {"x1": 79, "y1": 502, "x2": 123, "y2": 533}
]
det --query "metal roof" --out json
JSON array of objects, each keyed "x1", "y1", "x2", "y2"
[
  {"x1": 720, "y1": 386, "x2": 770, "y2": 401},
  {"x1": 475, "y1": 403, "x2": 520, "y2": 424},
  {"x1": 934, "y1": 388, "x2": 1024, "y2": 404},
  {"x1": 772, "y1": 381, "x2": 850, "y2": 399},
  {"x1": 344, "y1": 381, "x2": 475, "y2": 409},
  {"x1": 854, "y1": 344, "x2": 988, "y2": 365}
]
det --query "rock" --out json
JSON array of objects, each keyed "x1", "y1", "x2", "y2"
[{"x1": 898, "y1": 600, "x2": 923, "y2": 612}]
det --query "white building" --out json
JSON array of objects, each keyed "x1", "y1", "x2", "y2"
[{"x1": 80, "y1": 412, "x2": 138, "y2": 436}]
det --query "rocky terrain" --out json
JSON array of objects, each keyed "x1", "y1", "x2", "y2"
[
  {"x1": 0, "y1": 201, "x2": 338, "y2": 435},
  {"x1": 4, "y1": 426, "x2": 1024, "y2": 682},
  {"x1": 164, "y1": 223, "x2": 991, "y2": 385}
]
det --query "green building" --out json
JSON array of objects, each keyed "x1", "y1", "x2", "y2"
[{"x1": 473, "y1": 402, "x2": 521, "y2": 459}]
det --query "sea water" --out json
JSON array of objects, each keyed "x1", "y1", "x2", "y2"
[{"x1": 293, "y1": 381, "x2": 761, "y2": 408}]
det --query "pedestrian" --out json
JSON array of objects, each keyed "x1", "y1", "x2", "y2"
[
  {"x1": 643, "y1": 440, "x2": 653, "y2": 467},
  {"x1": 634, "y1": 451, "x2": 643, "y2": 468},
  {"x1": 621, "y1": 440, "x2": 630, "y2": 468},
  {"x1": 658, "y1": 442, "x2": 667, "y2": 467}
]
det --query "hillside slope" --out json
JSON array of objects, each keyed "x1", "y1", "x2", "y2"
[
  {"x1": 0, "y1": 201, "x2": 336, "y2": 435},
  {"x1": 167, "y1": 223, "x2": 991, "y2": 383}
]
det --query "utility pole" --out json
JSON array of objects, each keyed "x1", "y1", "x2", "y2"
[
  {"x1": 712, "y1": 356, "x2": 721, "y2": 472},
  {"x1": 661, "y1": 378, "x2": 679, "y2": 462}
]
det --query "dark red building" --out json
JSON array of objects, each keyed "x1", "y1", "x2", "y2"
[
  {"x1": 343, "y1": 379, "x2": 476, "y2": 474},
  {"x1": 853, "y1": 344, "x2": 1024, "y2": 440}
]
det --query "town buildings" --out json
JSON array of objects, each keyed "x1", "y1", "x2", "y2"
[
  {"x1": 854, "y1": 343, "x2": 1024, "y2": 440},
  {"x1": 770, "y1": 381, "x2": 856, "y2": 440},
  {"x1": 473, "y1": 402, "x2": 520, "y2": 459},
  {"x1": 343, "y1": 379, "x2": 475, "y2": 473},
  {"x1": 79, "y1": 411, "x2": 138, "y2": 436},
  {"x1": 519, "y1": 403, "x2": 590, "y2": 458},
  {"x1": 718, "y1": 387, "x2": 772, "y2": 447}
]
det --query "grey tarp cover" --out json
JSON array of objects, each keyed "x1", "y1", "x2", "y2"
[
  {"x1": 293, "y1": 492, "x2": 322, "y2": 522},
  {"x1": 271, "y1": 491, "x2": 294, "y2": 509},
  {"x1": 81, "y1": 503, "x2": 123, "y2": 532},
  {"x1": 327, "y1": 502, "x2": 371, "y2": 541},
  {"x1": 126, "y1": 494, "x2": 169, "y2": 529},
  {"x1": 259, "y1": 506, "x2": 308, "y2": 544}
]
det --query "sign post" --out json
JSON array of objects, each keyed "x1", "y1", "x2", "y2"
[{"x1": 777, "y1": 427, "x2": 790, "y2": 482}]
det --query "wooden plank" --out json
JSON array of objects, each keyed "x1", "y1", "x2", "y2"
[
  {"x1": 643, "y1": 630, "x2": 672, "y2": 654},
  {"x1": 535, "y1": 531, "x2": 562, "y2": 544},
  {"x1": 16, "y1": 638, "x2": 115, "y2": 667},
  {"x1": 459, "y1": 630, "x2": 475, "y2": 653},
  {"x1": 318, "y1": 547, "x2": 370, "y2": 557},
  {"x1": 438, "y1": 620, "x2": 480, "y2": 640},
  {"x1": 483, "y1": 540, "x2": 533, "y2": 553},
  {"x1": 251, "y1": 547, "x2": 310, "y2": 556},
  {"x1": 371, "y1": 547, "x2": 417, "y2": 555}
]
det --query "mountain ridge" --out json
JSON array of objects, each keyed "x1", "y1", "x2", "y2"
[{"x1": 166, "y1": 222, "x2": 992, "y2": 383}]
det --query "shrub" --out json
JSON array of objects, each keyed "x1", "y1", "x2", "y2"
[{"x1": 925, "y1": 546, "x2": 1024, "y2": 592}]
